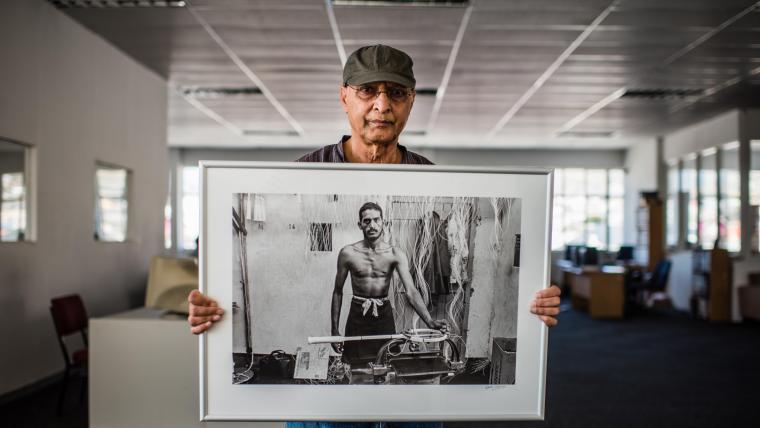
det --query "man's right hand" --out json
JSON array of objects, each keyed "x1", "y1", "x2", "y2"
[
  {"x1": 188, "y1": 289, "x2": 224, "y2": 335},
  {"x1": 330, "y1": 330, "x2": 343, "y2": 354}
]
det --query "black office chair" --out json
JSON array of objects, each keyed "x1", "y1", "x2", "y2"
[{"x1": 626, "y1": 259, "x2": 672, "y2": 310}]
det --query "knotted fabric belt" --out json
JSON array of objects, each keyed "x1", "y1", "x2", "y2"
[{"x1": 352, "y1": 295, "x2": 389, "y2": 318}]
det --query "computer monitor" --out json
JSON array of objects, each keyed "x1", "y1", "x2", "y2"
[
  {"x1": 564, "y1": 245, "x2": 577, "y2": 261},
  {"x1": 617, "y1": 246, "x2": 635, "y2": 262},
  {"x1": 581, "y1": 246, "x2": 598, "y2": 266}
]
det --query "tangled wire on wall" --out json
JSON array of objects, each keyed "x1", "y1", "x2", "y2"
[
  {"x1": 383, "y1": 196, "x2": 477, "y2": 358},
  {"x1": 386, "y1": 196, "x2": 516, "y2": 361}
]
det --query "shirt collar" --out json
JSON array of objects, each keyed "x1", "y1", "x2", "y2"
[{"x1": 338, "y1": 135, "x2": 408, "y2": 164}]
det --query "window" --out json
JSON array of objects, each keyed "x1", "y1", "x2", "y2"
[
  {"x1": 751, "y1": 141, "x2": 760, "y2": 253},
  {"x1": 585, "y1": 169, "x2": 607, "y2": 249},
  {"x1": 0, "y1": 139, "x2": 32, "y2": 242},
  {"x1": 681, "y1": 155, "x2": 698, "y2": 246},
  {"x1": 309, "y1": 223, "x2": 333, "y2": 252},
  {"x1": 164, "y1": 196, "x2": 172, "y2": 250},
  {"x1": 666, "y1": 160, "x2": 680, "y2": 248},
  {"x1": 552, "y1": 168, "x2": 625, "y2": 251},
  {"x1": 698, "y1": 148, "x2": 718, "y2": 249},
  {"x1": 180, "y1": 166, "x2": 200, "y2": 251},
  {"x1": 668, "y1": 141, "x2": 747, "y2": 253},
  {"x1": 94, "y1": 163, "x2": 130, "y2": 242},
  {"x1": 1, "y1": 173, "x2": 26, "y2": 241},
  {"x1": 608, "y1": 169, "x2": 625, "y2": 251},
  {"x1": 720, "y1": 142, "x2": 740, "y2": 253}
]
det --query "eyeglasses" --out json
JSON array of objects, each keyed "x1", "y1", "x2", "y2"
[{"x1": 348, "y1": 84, "x2": 412, "y2": 102}]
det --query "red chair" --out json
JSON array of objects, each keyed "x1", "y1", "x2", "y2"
[{"x1": 50, "y1": 294, "x2": 88, "y2": 414}]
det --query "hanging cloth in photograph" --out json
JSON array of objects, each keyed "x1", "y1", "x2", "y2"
[
  {"x1": 447, "y1": 209, "x2": 469, "y2": 286},
  {"x1": 251, "y1": 194, "x2": 266, "y2": 222},
  {"x1": 412, "y1": 211, "x2": 452, "y2": 298}
]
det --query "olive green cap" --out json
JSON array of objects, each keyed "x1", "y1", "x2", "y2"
[{"x1": 343, "y1": 44, "x2": 416, "y2": 89}]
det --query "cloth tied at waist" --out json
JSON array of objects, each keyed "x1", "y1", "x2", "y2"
[{"x1": 352, "y1": 295, "x2": 389, "y2": 318}]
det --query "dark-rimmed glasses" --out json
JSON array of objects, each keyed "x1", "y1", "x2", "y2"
[{"x1": 347, "y1": 84, "x2": 413, "y2": 102}]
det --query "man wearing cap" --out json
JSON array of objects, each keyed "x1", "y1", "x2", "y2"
[
  {"x1": 296, "y1": 44, "x2": 427, "y2": 164},
  {"x1": 187, "y1": 45, "x2": 561, "y2": 428}
]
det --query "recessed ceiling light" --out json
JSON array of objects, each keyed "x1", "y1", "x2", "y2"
[
  {"x1": 242, "y1": 130, "x2": 300, "y2": 137},
  {"x1": 414, "y1": 88, "x2": 438, "y2": 96},
  {"x1": 332, "y1": 0, "x2": 468, "y2": 7},
  {"x1": 181, "y1": 87, "x2": 263, "y2": 98},
  {"x1": 49, "y1": 0, "x2": 186, "y2": 8},
  {"x1": 621, "y1": 89, "x2": 704, "y2": 99},
  {"x1": 557, "y1": 131, "x2": 615, "y2": 139}
]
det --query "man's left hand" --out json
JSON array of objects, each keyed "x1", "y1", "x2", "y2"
[
  {"x1": 531, "y1": 285, "x2": 562, "y2": 327},
  {"x1": 428, "y1": 319, "x2": 448, "y2": 332}
]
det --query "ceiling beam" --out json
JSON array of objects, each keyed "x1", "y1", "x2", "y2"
[
  {"x1": 179, "y1": 91, "x2": 244, "y2": 137},
  {"x1": 670, "y1": 65, "x2": 760, "y2": 113},
  {"x1": 664, "y1": 1, "x2": 760, "y2": 65},
  {"x1": 325, "y1": 0, "x2": 348, "y2": 66},
  {"x1": 425, "y1": 4, "x2": 472, "y2": 136},
  {"x1": 555, "y1": 87, "x2": 627, "y2": 135},
  {"x1": 185, "y1": 1, "x2": 306, "y2": 136},
  {"x1": 485, "y1": 0, "x2": 619, "y2": 139},
  {"x1": 557, "y1": 1, "x2": 760, "y2": 134}
]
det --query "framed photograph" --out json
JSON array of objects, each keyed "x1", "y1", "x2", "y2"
[{"x1": 200, "y1": 162, "x2": 553, "y2": 422}]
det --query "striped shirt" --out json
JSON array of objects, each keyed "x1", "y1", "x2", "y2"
[{"x1": 297, "y1": 135, "x2": 433, "y2": 165}]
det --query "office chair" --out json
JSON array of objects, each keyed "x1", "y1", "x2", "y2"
[
  {"x1": 50, "y1": 294, "x2": 88, "y2": 415},
  {"x1": 626, "y1": 259, "x2": 672, "y2": 310}
]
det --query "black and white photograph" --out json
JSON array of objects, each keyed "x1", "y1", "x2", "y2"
[{"x1": 231, "y1": 193, "x2": 522, "y2": 386}]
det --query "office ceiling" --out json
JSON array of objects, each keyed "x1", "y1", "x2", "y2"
[{"x1": 54, "y1": 0, "x2": 760, "y2": 149}]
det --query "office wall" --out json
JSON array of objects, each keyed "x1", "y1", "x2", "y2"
[
  {"x1": 623, "y1": 139, "x2": 658, "y2": 251},
  {"x1": 0, "y1": 150, "x2": 25, "y2": 175},
  {"x1": 663, "y1": 110, "x2": 740, "y2": 161},
  {"x1": 746, "y1": 110, "x2": 760, "y2": 139},
  {"x1": 0, "y1": 0, "x2": 168, "y2": 395},
  {"x1": 423, "y1": 147, "x2": 626, "y2": 169},
  {"x1": 662, "y1": 109, "x2": 760, "y2": 321},
  {"x1": 173, "y1": 146, "x2": 626, "y2": 168}
]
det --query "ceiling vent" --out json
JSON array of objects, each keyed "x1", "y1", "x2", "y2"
[
  {"x1": 621, "y1": 88, "x2": 704, "y2": 99},
  {"x1": 49, "y1": 0, "x2": 186, "y2": 8},
  {"x1": 181, "y1": 87, "x2": 262, "y2": 99},
  {"x1": 415, "y1": 88, "x2": 438, "y2": 96},
  {"x1": 242, "y1": 130, "x2": 300, "y2": 137},
  {"x1": 557, "y1": 131, "x2": 615, "y2": 139},
  {"x1": 333, "y1": 0, "x2": 468, "y2": 6},
  {"x1": 404, "y1": 130, "x2": 427, "y2": 136}
]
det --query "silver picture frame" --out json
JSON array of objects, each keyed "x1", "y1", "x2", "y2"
[{"x1": 199, "y1": 161, "x2": 553, "y2": 422}]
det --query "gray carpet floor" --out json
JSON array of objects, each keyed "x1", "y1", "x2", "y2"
[
  {"x1": 449, "y1": 307, "x2": 760, "y2": 428},
  {"x1": 2, "y1": 306, "x2": 758, "y2": 427}
]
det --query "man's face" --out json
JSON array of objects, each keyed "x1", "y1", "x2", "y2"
[
  {"x1": 358, "y1": 209, "x2": 383, "y2": 240},
  {"x1": 340, "y1": 81, "x2": 415, "y2": 146}
]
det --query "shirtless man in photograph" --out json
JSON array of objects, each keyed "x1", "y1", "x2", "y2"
[{"x1": 331, "y1": 201, "x2": 446, "y2": 364}]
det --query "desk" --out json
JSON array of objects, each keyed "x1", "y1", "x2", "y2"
[
  {"x1": 90, "y1": 307, "x2": 280, "y2": 428},
  {"x1": 566, "y1": 266, "x2": 625, "y2": 319}
]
